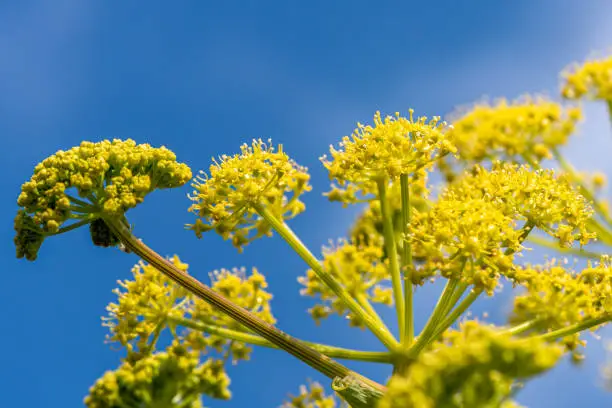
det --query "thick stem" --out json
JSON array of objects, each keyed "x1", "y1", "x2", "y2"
[
  {"x1": 407, "y1": 278, "x2": 459, "y2": 357},
  {"x1": 253, "y1": 203, "x2": 399, "y2": 351},
  {"x1": 103, "y1": 215, "x2": 386, "y2": 392},
  {"x1": 530, "y1": 314, "x2": 612, "y2": 342},
  {"x1": 376, "y1": 179, "x2": 405, "y2": 341},
  {"x1": 168, "y1": 316, "x2": 392, "y2": 363},
  {"x1": 400, "y1": 174, "x2": 414, "y2": 346}
]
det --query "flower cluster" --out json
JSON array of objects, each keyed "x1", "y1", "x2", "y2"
[
  {"x1": 14, "y1": 139, "x2": 192, "y2": 260},
  {"x1": 298, "y1": 240, "x2": 392, "y2": 327},
  {"x1": 378, "y1": 322, "x2": 562, "y2": 408},
  {"x1": 322, "y1": 110, "x2": 454, "y2": 199},
  {"x1": 281, "y1": 381, "x2": 342, "y2": 408},
  {"x1": 449, "y1": 163, "x2": 595, "y2": 247},
  {"x1": 187, "y1": 139, "x2": 310, "y2": 251},
  {"x1": 104, "y1": 256, "x2": 275, "y2": 364},
  {"x1": 562, "y1": 55, "x2": 612, "y2": 101},
  {"x1": 445, "y1": 97, "x2": 581, "y2": 164},
  {"x1": 104, "y1": 256, "x2": 191, "y2": 356},
  {"x1": 508, "y1": 258, "x2": 612, "y2": 355},
  {"x1": 84, "y1": 343, "x2": 230, "y2": 408},
  {"x1": 410, "y1": 195, "x2": 523, "y2": 293}
]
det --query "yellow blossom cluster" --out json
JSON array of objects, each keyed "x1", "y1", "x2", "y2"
[
  {"x1": 410, "y1": 196, "x2": 522, "y2": 293},
  {"x1": 187, "y1": 139, "x2": 311, "y2": 251},
  {"x1": 445, "y1": 97, "x2": 581, "y2": 164},
  {"x1": 104, "y1": 256, "x2": 275, "y2": 364},
  {"x1": 84, "y1": 343, "x2": 231, "y2": 408},
  {"x1": 562, "y1": 55, "x2": 612, "y2": 101},
  {"x1": 14, "y1": 139, "x2": 192, "y2": 260},
  {"x1": 449, "y1": 163, "x2": 595, "y2": 247},
  {"x1": 322, "y1": 110, "x2": 455, "y2": 199},
  {"x1": 104, "y1": 256, "x2": 191, "y2": 356},
  {"x1": 378, "y1": 322, "x2": 562, "y2": 408},
  {"x1": 298, "y1": 240, "x2": 392, "y2": 327},
  {"x1": 508, "y1": 259, "x2": 612, "y2": 352},
  {"x1": 281, "y1": 381, "x2": 342, "y2": 408}
]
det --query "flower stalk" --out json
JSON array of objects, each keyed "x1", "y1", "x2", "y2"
[
  {"x1": 376, "y1": 179, "x2": 405, "y2": 341},
  {"x1": 400, "y1": 174, "x2": 414, "y2": 346},
  {"x1": 168, "y1": 315, "x2": 392, "y2": 363},
  {"x1": 253, "y1": 202, "x2": 400, "y2": 351}
]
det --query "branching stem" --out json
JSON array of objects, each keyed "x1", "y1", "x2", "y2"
[
  {"x1": 102, "y1": 215, "x2": 386, "y2": 393},
  {"x1": 253, "y1": 203, "x2": 399, "y2": 351}
]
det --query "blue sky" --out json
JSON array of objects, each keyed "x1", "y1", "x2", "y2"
[{"x1": 2, "y1": 1, "x2": 612, "y2": 407}]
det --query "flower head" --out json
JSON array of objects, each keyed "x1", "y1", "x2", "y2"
[
  {"x1": 298, "y1": 240, "x2": 392, "y2": 328},
  {"x1": 14, "y1": 139, "x2": 192, "y2": 260},
  {"x1": 187, "y1": 139, "x2": 310, "y2": 251},
  {"x1": 104, "y1": 256, "x2": 192, "y2": 356},
  {"x1": 411, "y1": 196, "x2": 522, "y2": 293},
  {"x1": 84, "y1": 343, "x2": 231, "y2": 408},
  {"x1": 105, "y1": 256, "x2": 275, "y2": 364},
  {"x1": 508, "y1": 258, "x2": 612, "y2": 356},
  {"x1": 322, "y1": 110, "x2": 454, "y2": 198},
  {"x1": 446, "y1": 97, "x2": 581, "y2": 163},
  {"x1": 562, "y1": 55, "x2": 612, "y2": 101},
  {"x1": 378, "y1": 322, "x2": 562, "y2": 408},
  {"x1": 450, "y1": 163, "x2": 595, "y2": 247}
]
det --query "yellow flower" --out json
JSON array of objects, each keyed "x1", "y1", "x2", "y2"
[
  {"x1": 411, "y1": 196, "x2": 522, "y2": 294},
  {"x1": 322, "y1": 110, "x2": 454, "y2": 199},
  {"x1": 14, "y1": 139, "x2": 192, "y2": 260},
  {"x1": 446, "y1": 97, "x2": 581, "y2": 163},
  {"x1": 298, "y1": 240, "x2": 392, "y2": 328},
  {"x1": 104, "y1": 256, "x2": 275, "y2": 364},
  {"x1": 188, "y1": 139, "x2": 310, "y2": 251},
  {"x1": 508, "y1": 258, "x2": 612, "y2": 354},
  {"x1": 378, "y1": 321, "x2": 562, "y2": 408},
  {"x1": 104, "y1": 256, "x2": 191, "y2": 355},
  {"x1": 562, "y1": 55, "x2": 612, "y2": 101},
  {"x1": 450, "y1": 162, "x2": 595, "y2": 247},
  {"x1": 84, "y1": 343, "x2": 231, "y2": 408}
]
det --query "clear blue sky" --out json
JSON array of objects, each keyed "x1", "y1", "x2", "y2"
[{"x1": 2, "y1": 1, "x2": 612, "y2": 407}]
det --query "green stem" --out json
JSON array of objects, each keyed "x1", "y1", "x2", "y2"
[
  {"x1": 400, "y1": 174, "x2": 414, "y2": 346},
  {"x1": 432, "y1": 288, "x2": 483, "y2": 340},
  {"x1": 253, "y1": 203, "x2": 399, "y2": 351},
  {"x1": 500, "y1": 319, "x2": 543, "y2": 336},
  {"x1": 407, "y1": 278, "x2": 459, "y2": 357},
  {"x1": 531, "y1": 314, "x2": 612, "y2": 342},
  {"x1": 528, "y1": 234, "x2": 604, "y2": 259},
  {"x1": 442, "y1": 282, "x2": 469, "y2": 317},
  {"x1": 168, "y1": 316, "x2": 392, "y2": 363},
  {"x1": 354, "y1": 293, "x2": 388, "y2": 330},
  {"x1": 64, "y1": 193, "x2": 97, "y2": 210},
  {"x1": 102, "y1": 215, "x2": 386, "y2": 393},
  {"x1": 376, "y1": 179, "x2": 405, "y2": 342},
  {"x1": 552, "y1": 147, "x2": 612, "y2": 229},
  {"x1": 46, "y1": 217, "x2": 93, "y2": 236}
]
